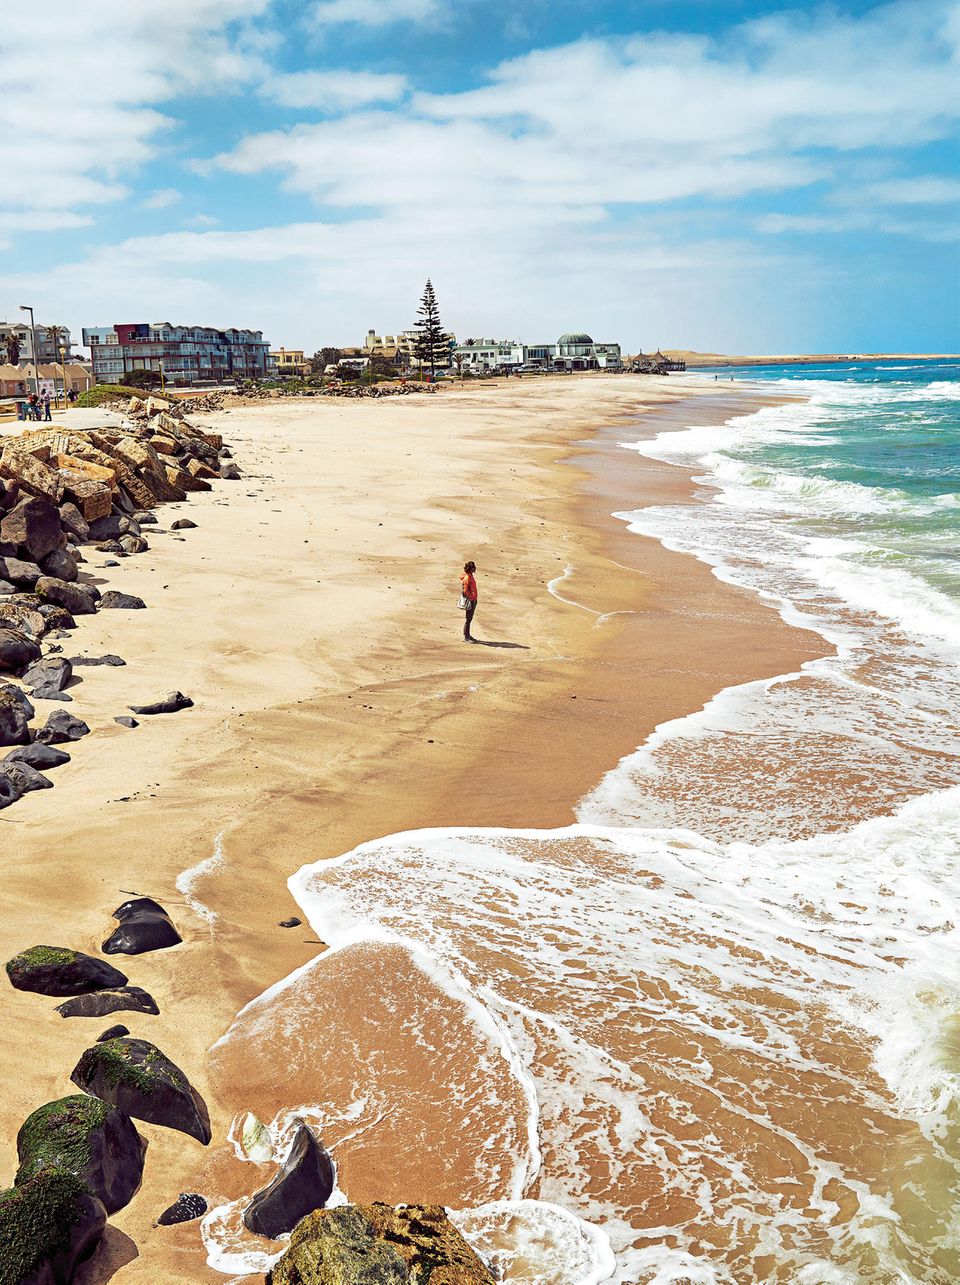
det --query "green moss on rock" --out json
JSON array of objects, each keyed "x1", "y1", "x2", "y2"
[
  {"x1": 15, "y1": 1097, "x2": 111, "y2": 1185},
  {"x1": 267, "y1": 1203, "x2": 494, "y2": 1285},
  {"x1": 7, "y1": 946, "x2": 80, "y2": 976},
  {"x1": 5, "y1": 945, "x2": 128, "y2": 997},
  {"x1": 70, "y1": 1037, "x2": 212, "y2": 1145},
  {"x1": 0, "y1": 1166, "x2": 106, "y2": 1285}
]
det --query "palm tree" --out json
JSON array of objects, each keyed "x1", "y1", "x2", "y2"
[{"x1": 5, "y1": 333, "x2": 21, "y2": 365}]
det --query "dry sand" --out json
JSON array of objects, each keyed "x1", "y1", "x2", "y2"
[{"x1": 0, "y1": 374, "x2": 825, "y2": 1281}]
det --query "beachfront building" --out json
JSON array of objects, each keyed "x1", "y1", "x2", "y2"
[
  {"x1": 552, "y1": 333, "x2": 622, "y2": 370},
  {"x1": 0, "y1": 321, "x2": 75, "y2": 364},
  {"x1": 269, "y1": 347, "x2": 309, "y2": 377},
  {"x1": 82, "y1": 322, "x2": 270, "y2": 386},
  {"x1": 0, "y1": 363, "x2": 93, "y2": 398},
  {"x1": 453, "y1": 339, "x2": 524, "y2": 371},
  {"x1": 363, "y1": 327, "x2": 455, "y2": 372},
  {"x1": 452, "y1": 332, "x2": 622, "y2": 373}
]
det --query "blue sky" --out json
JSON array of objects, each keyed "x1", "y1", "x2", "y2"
[{"x1": 1, "y1": 0, "x2": 958, "y2": 355}]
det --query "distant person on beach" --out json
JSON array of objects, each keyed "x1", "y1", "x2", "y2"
[{"x1": 460, "y1": 560, "x2": 478, "y2": 642}]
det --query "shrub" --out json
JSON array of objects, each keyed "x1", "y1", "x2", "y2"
[{"x1": 119, "y1": 370, "x2": 162, "y2": 390}]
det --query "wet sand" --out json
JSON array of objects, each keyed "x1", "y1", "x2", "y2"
[{"x1": 0, "y1": 374, "x2": 824, "y2": 1281}]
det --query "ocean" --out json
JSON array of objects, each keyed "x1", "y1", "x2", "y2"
[{"x1": 203, "y1": 360, "x2": 960, "y2": 1283}]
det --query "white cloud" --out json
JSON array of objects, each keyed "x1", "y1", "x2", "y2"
[
  {"x1": 262, "y1": 70, "x2": 408, "y2": 110},
  {"x1": 756, "y1": 210, "x2": 960, "y2": 243},
  {"x1": 857, "y1": 176, "x2": 960, "y2": 205},
  {"x1": 310, "y1": 0, "x2": 442, "y2": 28},
  {"x1": 182, "y1": 214, "x2": 221, "y2": 228},
  {"x1": 0, "y1": 0, "x2": 271, "y2": 217},
  {"x1": 0, "y1": 211, "x2": 94, "y2": 232},
  {"x1": 211, "y1": 0, "x2": 958, "y2": 233},
  {"x1": 142, "y1": 188, "x2": 183, "y2": 210}
]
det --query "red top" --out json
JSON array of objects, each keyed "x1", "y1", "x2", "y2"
[{"x1": 460, "y1": 572, "x2": 478, "y2": 601}]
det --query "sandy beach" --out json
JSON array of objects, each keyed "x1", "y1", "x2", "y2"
[{"x1": 0, "y1": 374, "x2": 825, "y2": 1281}]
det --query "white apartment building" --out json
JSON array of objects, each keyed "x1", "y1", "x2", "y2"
[{"x1": 0, "y1": 320, "x2": 74, "y2": 364}]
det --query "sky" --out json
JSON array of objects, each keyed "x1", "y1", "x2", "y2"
[{"x1": 1, "y1": 0, "x2": 958, "y2": 357}]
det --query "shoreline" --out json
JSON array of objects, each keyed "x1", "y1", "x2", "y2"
[{"x1": 0, "y1": 374, "x2": 827, "y2": 1282}]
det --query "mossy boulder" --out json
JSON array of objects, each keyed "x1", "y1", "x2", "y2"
[
  {"x1": 6, "y1": 947, "x2": 127, "y2": 997},
  {"x1": 265, "y1": 1203, "x2": 494, "y2": 1285},
  {"x1": 16, "y1": 1095, "x2": 145, "y2": 1215},
  {"x1": 0, "y1": 1166, "x2": 106, "y2": 1285},
  {"x1": 70, "y1": 1037, "x2": 211, "y2": 1144},
  {"x1": 243, "y1": 1121, "x2": 334, "y2": 1240}
]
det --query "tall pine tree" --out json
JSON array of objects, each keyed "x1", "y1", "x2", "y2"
[{"x1": 412, "y1": 279, "x2": 446, "y2": 378}]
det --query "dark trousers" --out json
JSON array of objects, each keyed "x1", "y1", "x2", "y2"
[{"x1": 463, "y1": 599, "x2": 477, "y2": 638}]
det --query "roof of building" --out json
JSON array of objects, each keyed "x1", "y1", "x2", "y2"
[{"x1": 558, "y1": 332, "x2": 594, "y2": 345}]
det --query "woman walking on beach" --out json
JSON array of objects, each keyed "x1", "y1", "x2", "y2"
[{"x1": 460, "y1": 560, "x2": 478, "y2": 642}]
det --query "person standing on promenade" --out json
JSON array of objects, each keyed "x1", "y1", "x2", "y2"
[
  {"x1": 41, "y1": 391, "x2": 51, "y2": 421},
  {"x1": 460, "y1": 560, "x2": 478, "y2": 642}
]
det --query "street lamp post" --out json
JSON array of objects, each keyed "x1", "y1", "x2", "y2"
[{"x1": 18, "y1": 305, "x2": 41, "y2": 398}]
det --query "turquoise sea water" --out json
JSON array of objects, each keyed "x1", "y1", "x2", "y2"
[{"x1": 699, "y1": 359, "x2": 960, "y2": 608}]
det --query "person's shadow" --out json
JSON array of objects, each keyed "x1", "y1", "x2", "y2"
[{"x1": 473, "y1": 639, "x2": 530, "y2": 649}]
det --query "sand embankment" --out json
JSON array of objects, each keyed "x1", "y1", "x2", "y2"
[{"x1": 0, "y1": 374, "x2": 824, "y2": 1281}]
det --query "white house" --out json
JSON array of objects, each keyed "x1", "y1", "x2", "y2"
[{"x1": 453, "y1": 331, "x2": 622, "y2": 373}]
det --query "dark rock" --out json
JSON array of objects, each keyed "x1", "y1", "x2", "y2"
[
  {"x1": 102, "y1": 898, "x2": 181, "y2": 956},
  {"x1": 0, "y1": 683, "x2": 33, "y2": 747},
  {"x1": 95, "y1": 540, "x2": 123, "y2": 554},
  {"x1": 279, "y1": 917, "x2": 302, "y2": 928},
  {"x1": 114, "y1": 716, "x2": 138, "y2": 729},
  {"x1": 0, "y1": 626, "x2": 41, "y2": 675},
  {"x1": 220, "y1": 462, "x2": 241, "y2": 480},
  {"x1": 40, "y1": 549, "x2": 79, "y2": 583},
  {"x1": 6, "y1": 947, "x2": 127, "y2": 997},
  {"x1": 0, "y1": 496, "x2": 62, "y2": 561},
  {"x1": 156, "y1": 1193, "x2": 207, "y2": 1226},
  {"x1": 71, "y1": 654, "x2": 125, "y2": 667},
  {"x1": 118, "y1": 535, "x2": 148, "y2": 555},
  {"x1": 99, "y1": 591, "x2": 146, "y2": 610},
  {"x1": 24, "y1": 657, "x2": 73, "y2": 700},
  {"x1": 0, "y1": 773, "x2": 21, "y2": 809},
  {"x1": 0, "y1": 580, "x2": 14, "y2": 595},
  {"x1": 0, "y1": 761, "x2": 52, "y2": 794},
  {"x1": 35, "y1": 576, "x2": 97, "y2": 616},
  {"x1": 266, "y1": 1203, "x2": 495, "y2": 1285},
  {"x1": 70, "y1": 1037, "x2": 211, "y2": 1144},
  {"x1": 0, "y1": 1166, "x2": 107, "y2": 1284},
  {"x1": 243, "y1": 1121, "x2": 335, "y2": 1240},
  {"x1": 36, "y1": 710, "x2": 90, "y2": 744},
  {"x1": 97, "y1": 1025, "x2": 129, "y2": 1042},
  {"x1": 129, "y1": 691, "x2": 192, "y2": 715},
  {"x1": 5, "y1": 743, "x2": 70, "y2": 770},
  {"x1": 170, "y1": 519, "x2": 197, "y2": 530},
  {"x1": 58, "y1": 503, "x2": 90, "y2": 542},
  {"x1": 103, "y1": 559, "x2": 120, "y2": 567},
  {"x1": 88, "y1": 515, "x2": 139, "y2": 541},
  {"x1": 57, "y1": 986, "x2": 160, "y2": 1019},
  {"x1": 133, "y1": 512, "x2": 158, "y2": 525},
  {"x1": 16, "y1": 1094, "x2": 146, "y2": 1215},
  {"x1": 0, "y1": 555, "x2": 42, "y2": 587},
  {"x1": 37, "y1": 604, "x2": 76, "y2": 631}
]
